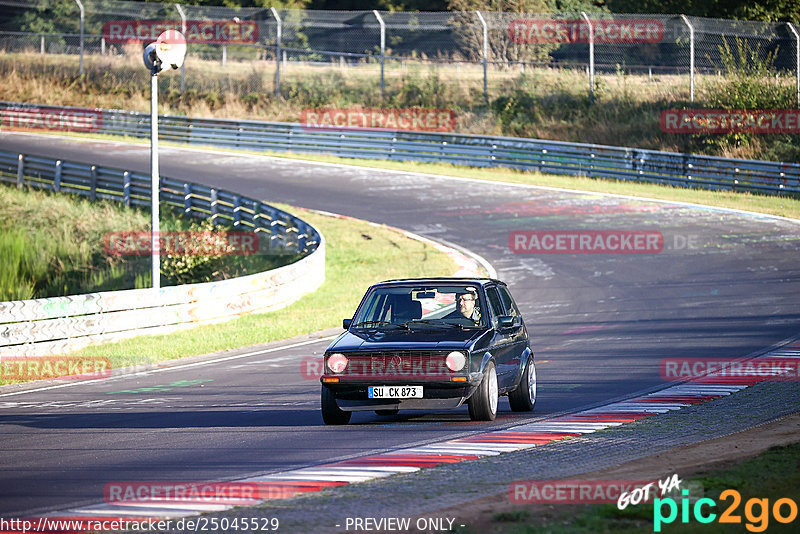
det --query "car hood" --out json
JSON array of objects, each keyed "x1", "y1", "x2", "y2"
[{"x1": 328, "y1": 328, "x2": 486, "y2": 352}]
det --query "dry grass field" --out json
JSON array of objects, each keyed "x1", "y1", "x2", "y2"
[{"x1": 1, "y1": 48, "x2": 798, "y2": 161}]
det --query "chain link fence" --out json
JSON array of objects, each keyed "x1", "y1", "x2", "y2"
[{"x1": 0, "y1": 1, "x2": 798, "y2": 106}]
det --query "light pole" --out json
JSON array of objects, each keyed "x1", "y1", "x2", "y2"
[{"x1": 143, "y1": 31, "x2": 186, "y2": 290}]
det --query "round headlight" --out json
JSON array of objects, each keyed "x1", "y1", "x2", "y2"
[
  {"x1": 327, "y1": 353, "x2": 348, "y2": 374},
  {"x1": 445, "y1": 351, "x2": 466, "y2": 372}
]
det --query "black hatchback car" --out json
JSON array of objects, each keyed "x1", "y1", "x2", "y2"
[{"x1": 320, "y1": 278, "x2": 536, "y2": 424}]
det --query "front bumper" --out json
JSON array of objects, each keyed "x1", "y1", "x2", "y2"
[{"x1": 321, "y1": 377, "x2": 482, "y2": 412}]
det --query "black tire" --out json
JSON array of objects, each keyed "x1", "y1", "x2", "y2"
[
  {"x1": 508, "y1": 357, "x2": 537, "y2": 412},
  {"x1": 374, "y1": 409, "x2": 399, "y2": 416},
  {"x1": 321, "y1": 385, "x2": 351, "y2": 425},
  {"x1": 468, "y1": 361, "x2": 498, "y2": 421}
]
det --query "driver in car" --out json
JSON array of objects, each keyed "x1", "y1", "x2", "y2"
[{"x1": 446, "y1": 290, "x2": 481, "y2": 324}]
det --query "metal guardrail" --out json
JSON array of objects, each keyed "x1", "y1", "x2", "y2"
[
  {"x1": 0, "y1": 149, "x2": 320, "y2": 255},
  {"x1": 2, "y1": 101, "x2": 797, "y2": 197},
  {"x1": 0, "y1": 148, "x2": 325, "y2": 357}
]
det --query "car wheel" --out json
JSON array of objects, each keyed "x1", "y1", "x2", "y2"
[
  {"x1": 321, "y1": 385, "x2": 351, "y2": 425},
  {"x1": 468, "y1": 360, "x2": 498, "y2": 421},
  {"x1": 508, "y1": 357, "x2": 536, "y2": 412},
  {"x1": 374, "y1": 409, "x2": 399, "y2": 416}
]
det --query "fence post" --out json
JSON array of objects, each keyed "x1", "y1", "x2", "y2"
[
  {"x1": 176, "y1": 4, "x2": 187, "y2": 93},
  {"x1": 222, "y1": 44, "x2": 227, "y2": 66},
  {"x1": 75, "y1": 0, "x2": 84, "y2": 76},
  {"x1": 476, "y1": 11, "x2": 488, "y2": 102},
  {"x1": 270, "y1": 7, "x2": 282, "y2": 98},
  {"x1": 54, "y1": 160, "x2": 62, "y2": 193},
  {"x1": 581, "y1": 12, "x2": 594, "y2": 102},
  {"x1": 40, "y1": 34, "x2": 45, "y2": 55},
  {"x1": 680, "y1": 15, "x2": 695, "y2": 102},
  {"x1": 788, "y1": 23, "x2": 800, "y2": 107},
  {"x1": 17, "y1": 154, "x2": 24, "y2": 189},
  {"x1": 373, "y1": 10, "x2": 386, "y2": 99}
]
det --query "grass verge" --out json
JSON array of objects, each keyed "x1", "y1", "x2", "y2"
[
  {"x1": 0, "y1": 185, "x2": 150, "y2": 300},
  {"x1": 482, "y1": 442, "x2": 800, "y2": 533},
  {"x1": 0, "y1": 184, "x2": 293, "y2": 300},
  {"x1": 66, "y1": 206, "x2": 458, "y2": 371}
]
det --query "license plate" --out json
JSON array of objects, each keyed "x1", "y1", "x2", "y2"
[{"x1": 368, "y1": 386, "x2": 423, "y2": 399}]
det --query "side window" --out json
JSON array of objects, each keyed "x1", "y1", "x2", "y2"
[
  {"x1": 485, "y1": 287, "x2": 505, "y2": 323},
  {"x1": 497, "y1": 286, "x2": 519, "y2": 316}
]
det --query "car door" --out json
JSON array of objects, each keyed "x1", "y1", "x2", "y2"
[
  {"x1": 496, "y1": 284, "x2": 529, "y2": 382},
  {"x1": 485, "y1": 285, "x2": 516, "y2": 385}
]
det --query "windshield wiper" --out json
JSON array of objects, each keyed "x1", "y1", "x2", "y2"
[
  {"x1": 352, "y1": 320, "x2": 409, "y2": 330},
  {"x1": 401, "y1": 319, "x2": 452, "y2": 329},
  {"x1": 440, "y1": 321, "x2": 483, "y2": 330}
]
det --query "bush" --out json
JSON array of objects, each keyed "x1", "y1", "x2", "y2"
[{"x1": 696, "y1": 38, "x2": 799, "y2": 160}]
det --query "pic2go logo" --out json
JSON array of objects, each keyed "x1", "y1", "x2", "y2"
[{"x1": 653, "y1": 489, "x2": 798, "y2": 532}]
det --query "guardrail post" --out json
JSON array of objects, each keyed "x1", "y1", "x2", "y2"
[
  {"x1": 184, "y1": 183, "x2": 192, "y2": 215},
  {"x1": 788, "y1": 23, "x2": 800, "y2": 107},
  {"x1": 581, "y1": 12, "x2": 594, "y2": 102},
  {"x1": 54, "y1": 160, "x2": 62, "y2": 192},
  {"x1": 476, "y1": 11, "x2": 488, "y2": 103},
  {"x1": 122, "y1": 171, "x2": 131, "y2": 206},
  {"x1": 17, "y1": 154, "x2": 24, "y2": 189},
  {"x1": 270, "y1": 7, "x2": 282, "y2": 99},
  {"x1": 89, "y1": 165, "x2": 97, "y2": 201},
  {"x1": 680, "y1": 15, "x2": 695, "y2": 102},
  {"x1": 75, "y1": 0, "x2": 84, "y2": 76},
  {"x1": 253, "y1": 202, "x2": 262, "y2": 234},
  {"x1": 373, "y1": 10, "x2": 386, "y2": 100},
  {"x1": 210, "y1": 188, "x2": 219, "y2": 224},
  {"x1": 233, "y1": 195, "x2": 241, "y2": 227},
  {"x1": 176, "y1": 4, "x2": 187, "y2": 93}
]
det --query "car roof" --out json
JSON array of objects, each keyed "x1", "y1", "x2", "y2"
[{"x1": 371, "y1": 277, "x2": 505, "y2": 288}]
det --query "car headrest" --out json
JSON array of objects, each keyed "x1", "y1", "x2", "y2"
[{"x1": 391, "y1": 295, "x2": 422, "y2": 322}]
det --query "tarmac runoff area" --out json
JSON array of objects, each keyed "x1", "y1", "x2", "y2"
[{"x1": 191, "y1": 378, "x2": 800, "y2": 533}]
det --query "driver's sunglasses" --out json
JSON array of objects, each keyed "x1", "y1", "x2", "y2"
[{"x1": 458, "y1": 296, "x2": 476, "y2": 302}]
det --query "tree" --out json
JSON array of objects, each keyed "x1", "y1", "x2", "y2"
[{"x1": 605, "y1": 0, "x2": 800, "y2": 23}]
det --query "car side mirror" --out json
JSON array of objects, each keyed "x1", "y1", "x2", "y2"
[
  {"x1": 497, "y1": 315, "x2": 515, "y2": 328},
  {"x1": 343, "y1": 318, "x2": 352, "y2": 329}
]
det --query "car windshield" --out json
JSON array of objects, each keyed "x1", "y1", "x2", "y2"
[{"x1": 352, "y1": 284, "x2": 486, "y2": 329}]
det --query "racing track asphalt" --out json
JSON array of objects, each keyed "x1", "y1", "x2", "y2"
[{"x1": 1, "y1": 133, "x2": 799, "y2": 518}]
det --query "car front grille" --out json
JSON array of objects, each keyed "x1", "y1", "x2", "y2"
[{"x1": 338, "y1": 351, "x2": 457, "y2": 380}]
